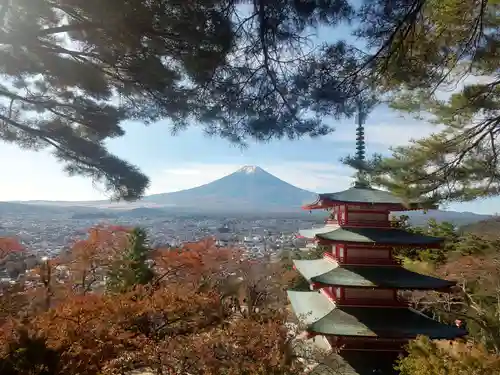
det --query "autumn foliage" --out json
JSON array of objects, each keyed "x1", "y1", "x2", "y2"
[
  {"x1": 397, "y1": 336, "x2": 500, "y2": 375},
  {"x1": 0, "y1": 227, "x2": 299, "y2": 375},
  {"x1": 0, "y1": 237, "x2": 24, "y2": 259}
]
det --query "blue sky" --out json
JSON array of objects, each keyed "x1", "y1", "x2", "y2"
[{"x1": 1, "y1": 20, "x2": 499, "y2": 214}]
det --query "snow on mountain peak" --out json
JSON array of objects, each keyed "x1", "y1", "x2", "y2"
[{"x1": 239, "y1": 165, "x2": 260, "y2": 174}]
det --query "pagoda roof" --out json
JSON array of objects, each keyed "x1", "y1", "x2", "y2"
[
  {"x1": 315, "y1": 226, "x2": 444, "y2": 246},
  {"x1": 303, "y1": 186, "x2": 435, "y2": 210},
  {"x1": 288, "y1": 291, "x2": 466, "y2": 339},
  {"x1": 293, "y1": 258, "x2": 455, "y2": 290}
]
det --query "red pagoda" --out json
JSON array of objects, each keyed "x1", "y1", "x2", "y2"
[{"x1": 288, "y1": 111, "x2": 466, "y2": 374}]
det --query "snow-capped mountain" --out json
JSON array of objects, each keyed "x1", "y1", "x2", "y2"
[{"x1": 141, "y1": 165, "x2": 316, "y2": 211}]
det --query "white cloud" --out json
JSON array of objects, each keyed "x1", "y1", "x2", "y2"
[
  {"x1": 0, "y1": 144, "x2": 109, "y2": 201},
  {"x1": 435, "y1": 74, "x2": 496, "y2": 100},
  {"x1": 332, "y1": 119, "x2": 440, "y2": 149},
  {"x1": 162, "y1": 168, "x2": 205, "y2": 176}
]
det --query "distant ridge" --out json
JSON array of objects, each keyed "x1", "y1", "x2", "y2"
[{"x1": 402, "y1": 209, "x2": 493, "y2": 227}]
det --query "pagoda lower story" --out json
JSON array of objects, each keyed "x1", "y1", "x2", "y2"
[{"x1": 289, "y1": 185, "x2": 466, "y2": 374}]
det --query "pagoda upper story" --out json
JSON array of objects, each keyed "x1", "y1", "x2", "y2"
[{"x1": 299, "y1": 185, "x2": 442, "y2": 266}]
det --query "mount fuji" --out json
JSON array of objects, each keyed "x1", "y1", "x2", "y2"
[{"x1": 141, "y1": 165, "x2": 317, "y2": 212}]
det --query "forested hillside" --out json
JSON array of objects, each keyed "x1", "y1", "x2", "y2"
[
  {"x1": 0, "y1": 227, "x2": 303, "y2": 375},
  {"x1": 460, "y1": 217, "x2": 500, "y2": 240},
  {"x1": 392, "y1": 217, "x2": 500, "y2": 374}
]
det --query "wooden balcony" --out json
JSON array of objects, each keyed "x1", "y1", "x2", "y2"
[
  {"x1": 323, "y1": 252, "x2": 402, "y2": 266},
  {"x1": 325, "y1": 219, "x2": 392, "y2": 228},
  {"x1": 345, "y1": 256, "x2": 401, "y2": 265}
]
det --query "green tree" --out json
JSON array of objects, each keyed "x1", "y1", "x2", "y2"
[
  {"x1": 454, "y1": 233, "x2": 500, "y2": 256},
  {"x1": 392, "y1": 216, "x2": 459, "y2": 265},
  {"x1": 355, "y1": 0, "x2": 500, "y2": 204},
  {"x1": 106, "y1": 227, "x2": 155, "y2": 293},
  {"x1": 397, "y1": 336, "x2": 500, "y2": 375}
]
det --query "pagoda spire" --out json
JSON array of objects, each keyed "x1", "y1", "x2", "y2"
[{"x1": 354, "y1": 102, "x2": 369, "y2": 188}]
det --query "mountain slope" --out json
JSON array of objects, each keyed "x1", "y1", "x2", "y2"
[
  {"x1": 142, "y1": 165, "x2": 316, "y2": 211},
  {"x1": 402, "y1": 210, "x2": 492, "y2": 227},
  {"x1": 460, "y1": 216, "x2": 500, "y2": 238}
]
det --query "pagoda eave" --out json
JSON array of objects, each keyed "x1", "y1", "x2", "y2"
[
  {"x1": 302, "y1": 187, "x2": 438, "y2": 212},
  {"x1": 310, "y1": 281, "x2": 454, "y2": 292},
  {"x1": 288, "y1": 291, "x2": 466, "y2": 340},
  {"x1": 302, "y1": 201, "x2": 438, "y2": 212},
  {"x1": 302, "y1": 199, "x2": 407, "y2": 211},
  {"x1": 299, "y1": 332, "x2": 407, "y2": 352},
  {"x1": 315, "y1": 227, "x2": 444, "y2": 247},
  {"x1": 294, "y1": 258, "x2": 455, "y2": 291},
  {"x1": 302, "y1": 202, "x2": 329, "y2": 210},
  {"x1": 317, "y1": 238, "x2": 443, "y2": 249},
  {"x1": 298, "y1": 225, "x2": 337, "y2": 239}
]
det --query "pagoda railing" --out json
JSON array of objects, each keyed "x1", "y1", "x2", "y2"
[
  {"x1": 324, "y1": 252, "x2": 401, "y2": 266},
  {"x1": 344, "y1": 256, "x2": 402, "y2": 266},
  {"x1": 325, "y1": 219, "x2": 392, "y2": 228},
  {"x1": 320, "y1": 285, "x2": 410, "y2": 307}
]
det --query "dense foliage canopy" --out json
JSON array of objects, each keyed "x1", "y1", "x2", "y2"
[
  {"x1": 394, "y1": 217, "x2": 500, "y2": 374},
  {"x1": 397, "y1": 336, "x2": 500, "y2": 375}
]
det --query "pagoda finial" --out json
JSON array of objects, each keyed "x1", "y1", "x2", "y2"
[{"x1": 354, "y1": 102, "x2": 369, "y2": 188}]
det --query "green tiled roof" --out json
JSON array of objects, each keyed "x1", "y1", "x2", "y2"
[
  {"x1": 315, "y1": 186, "x2": 433, "y2": 209},
  {"x1": 320, "y1": 187, "x2": 406, "y2": 205},
  {"x1": 293, "y1": 258, "x2": 454, "y2": 290},
  {"x1": 316, "y1": 226, "x2": 444, "y2": 245},
  {"x1": 288, "y1": 291, "x2": 466, "y2": 339}
]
